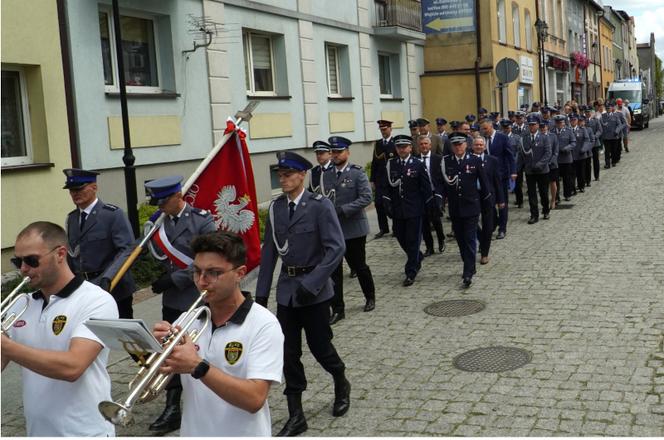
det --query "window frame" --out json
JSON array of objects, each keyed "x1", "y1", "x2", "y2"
[
  {"x1": 497, "y1": 0, "x2": 507, "y2": 43},
  {"x1": 378, "y1": 52, "x2": 393, "y2": 98},
  {"x1": 244, "y1": 31, "x2": 277, "y2": 97},
  {"x1": 325, "y1": 44, "x2": 342, "y2": 97},
  {"x1": 1, "y1": 66, "x2": 33, "y2": 167},
  {"x1": 512, "y1": 3, "x2": 521, "y2": 48},
  {"x1": 98, "y1": 7, "x2": 163, "y2": 94},
  {"x1": 524, "y1": 9, "x2": 533, "y2": 51}
]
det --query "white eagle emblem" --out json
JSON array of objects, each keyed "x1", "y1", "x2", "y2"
[{"x1": 213, "y1": 185, "x2": 255, "y2": 234}]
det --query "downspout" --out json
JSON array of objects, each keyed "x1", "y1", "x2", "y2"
[
  {"x1": 474, "y1": 0, "x2": 482, "y2": 111},
  {"x1": 57, "y1": 0, "x2": 80, "y2": 168}
]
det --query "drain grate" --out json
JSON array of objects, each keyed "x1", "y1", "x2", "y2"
[
  {"x1": 453, "y1": 346, "x2": 532, "y2": 372},
  {"x1": 424, "y1": 300, "x2": 485, "y2": 317}
]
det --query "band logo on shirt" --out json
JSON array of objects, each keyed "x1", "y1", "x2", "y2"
[
  {"x1": 224, "y1": 341, "x2": 243, "y2": 365},
  {"x1": 52, "y1": 315, "x2": 67, "y2": 335}
]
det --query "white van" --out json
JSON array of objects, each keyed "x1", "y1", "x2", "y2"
[{"x1": 607, "y1": 80, "x2": 651, "y2": 129}]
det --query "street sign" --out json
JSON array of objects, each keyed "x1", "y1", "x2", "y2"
[
  {"x1": 421, "y1": 0, "x2": 475, "y2": 34},
  {"x1": 495, "y1": 58, "x2": 520, "y2": 84}
]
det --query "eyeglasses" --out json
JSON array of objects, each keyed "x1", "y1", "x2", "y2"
[
  {"x1": 192, "y1": 267, "x2": 237, "y2": 283},
  {"x1": 11, "y1": 246, "x2": 61, "y2": 269}
]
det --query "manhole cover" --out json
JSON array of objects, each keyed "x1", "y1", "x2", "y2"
[
  {"x1": 453, "y1": 346, "x2": 532, "y2": 372},
  {"x1": 556, "y1": 204, "x2": 575, "y2": 209},
  {"x1": 424, "y1": 300, "x2": 485, "y2": 317}
]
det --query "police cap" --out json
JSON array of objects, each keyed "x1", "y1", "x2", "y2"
[
  {"x1": 328, "y1": 136, "x2": 352, "y2": 151},
  {"x1": 568, "y1": 114, "x2": 579, "y2": 121},
  {"x1": 553, "y1": 114, "x2": 567, "y2": 122},
  {"x1": 393, "y1": 135, "x2": 413, "y2": 147},
  {"x1": 478, "y1": 107, "x2": 488, "y2": 114},
  {"x1": 527, "y1": 115, "x2": 540, "y2": 124},
  {"x1": 508, "y1": 111, "x2": 515, "y2": 118},
  {"x1": 276, "y1": 151, "x2": 313, "y2": 172},
  {"x1": 500, "y1": 119, "x2": 512, "y2": 127},
  {"x1": 62, "y1": 168, "x2": 99, "y2": 190},
  {"x1": 312, "y1": 140, "x2": 331, "y2": 152},
  {"x1": 465, "y1": 114, "x2": 476, "y2": 122},
  {"x1": 377, "y1": 119, "x2": 393, "y2": 128},
  {"x1": 435, "y1": 117, "x2": 447, "y2": 126},
  {"x1": 145, "y1": 175, "x2": 184, "y2": 206},
  {"x1": 449, "y1": 132, "x2": 467, "y2": 144},
  {"x1": 449, "y1": 120, "x2": 461, "y2": 129},
  {"x1": 416, "y1": 118, "x2": 430, "y2": 127},
  {"x1": 470, "y1": 124, "x2": 480, "y2": 131},
  {"x1": 408, "y1": 119, "x2": 418, "y2": 129}
]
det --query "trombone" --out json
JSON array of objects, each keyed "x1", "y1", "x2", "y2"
[
  {"x1": 1, "y1": 276, "x2": 31, "y2": 335},
  {"x1": 98, "y1": 290, "x2": 210, "y2": 426}
]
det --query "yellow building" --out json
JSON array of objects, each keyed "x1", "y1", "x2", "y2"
[
  {"x1": 1, "y1": 0, "x2": 73, "y2": 267},
  {"x1": 599, "y1": 16, "x2": 615, "y2": 98},
  {"x1": 422, "y1": 0, "x2": 541, "y2": 122}
]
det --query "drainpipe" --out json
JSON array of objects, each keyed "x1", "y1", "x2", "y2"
[
  {"x1": 57, "y1": 0, "x2": 80, "y2": 168},
  {"x1": 474, "y1": 0, "x2": 482, "y2": 112}
]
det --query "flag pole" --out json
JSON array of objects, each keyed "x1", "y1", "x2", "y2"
[{"x1": 109, "y1": 102, "x2": 259, "y2": 291}]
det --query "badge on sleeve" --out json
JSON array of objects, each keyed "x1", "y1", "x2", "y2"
[
  {"x1": 224, "y1": 341, "x2": 243, "y2": 365},
  {"x1": 52, "y1": 315, "x2": 67, "y2": 335}
]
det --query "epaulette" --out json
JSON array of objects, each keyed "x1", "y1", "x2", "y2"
[
  {"x1": 67, "y1": 208, "x2": 78, "y2": 216},
  {"x1": 313, "y1": 194, "x2": 324, "y2": 201},
  {"x1": 276, "y1": 193, "x2": 287, "y2": 200},
  {"x1": 102, "y1": 204, "x2": 119, "y2": 211},
  {"x1": 351, "y1": 164, "x2": 363, "y2": 170},
  {"x1": 193, "y1": 208, "x2": 209, "y2": 216}
]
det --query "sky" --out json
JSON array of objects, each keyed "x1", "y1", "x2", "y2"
[{"x1": 600, "y1": 0, "x2": 664, "y2": 61}]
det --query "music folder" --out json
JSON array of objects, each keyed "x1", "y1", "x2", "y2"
[{"x1": 84, "y1": 318, "x2": 163, "y2": 354}]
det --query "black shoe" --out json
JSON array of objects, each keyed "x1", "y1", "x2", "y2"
[
  {"x1": 149, "y1": 388, "x2": 182, "y2": 433},
  {"x1": 363, "y1": 298, "x2": 375, "y2": 312},
  {"x1": 564, "y1": 197, "x2": 571, "y2": 202},
  {"x1": 543, "y1": 213, "x2": 550, "y2": 220},
  {"x1": 374, "y1": 231, "x2": 387, "y2": 239},
  {"x1": 403, "y1": 277, "x2": 414, "y2": 287},
  {"x1": 496, "y1": 231, "x2": 506, "y2": 240},
  {"x1": 446, "y1": 232, "x2": 455, "y2": 238},
  {"x1": 516, "y1": 203, "x2": 523, "y2": 208},
  {"x1": 332, "y1": 377, "x2": 351, "y2": 417},
  {"x1": 277, "y1": 395, "x2": 308, "y2": 437},
  {"x1": 586, "y1": 182, "x2": 591, "y2": 187},
  {"x1": 528, "y1": 217, "x2": 538, "y2": 224},
  {"x1": 349, "y1": 269, "x2": 357, "y2": 278},
  {"x1": 604, "y1": 165, "x2": 611, "y2": 169},
  {"x1": 625, "y1": 147, "x2": 629, "y2": 153},
  {"x1": 462, "y1": 277, "x2": 472, "y2": 288},
  {"x1": 423, "y1": 248, "x2": 434, "y2": 257},
  {"x1": 594, "y1": 178, "x2": 599, "y2": 181},
  {"x1": 579, "y1": 188, "x2": 584, "y2": 193},
  {"x1": 329, "y1": 311, "x2": 345, "y2": 325},
  {"x1": 438, "y1": 241, "x2": 446, "y2": 253}
]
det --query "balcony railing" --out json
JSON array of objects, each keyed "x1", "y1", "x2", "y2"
[{"x1": 374, "y1": 0, "x2": 422, "y2": 32}]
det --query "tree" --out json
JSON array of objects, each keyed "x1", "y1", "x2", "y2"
[{"x1": 655, "y1": 56, "x2": 663, "y2": 99}]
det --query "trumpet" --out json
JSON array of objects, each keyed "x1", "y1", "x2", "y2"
[
  {"x1": 1, "y1": 276, "x2": 31, "y2": 335},
  {"x1": 98, "y1": 290, "x2": 210, "y2": 426}
]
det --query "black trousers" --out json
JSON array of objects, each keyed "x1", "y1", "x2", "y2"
[
  {"x1": 574, "y1": 160, "x2": 586, "y2": 191},
  {"x1": 331, "y1": 236, "x2": 375, "y2": 313},
  {"x1": 115, "y1": 295, "x2": 133, "y2": 319},
  {"x1": 277, "y1": 301, "x2": 345, "y2": 395},
  {"x1": 514, "y1": 169, "x2": 524, "y2": 206},
  {"x1": 559, "y1": 163, "x2": 575, "y2": 199},
  {"x1": 496, "y1": 178, "x2": 510, "y2": 233},
  {"x1": 604, "y1": 139, "x2": 620, "y2": 167},
  {"x1": 393, "y1": 216, "x2": 423, "y2": 279},
  {"x1": 592, "y1": 147, "x2": 601, "y2": 180},
  {"x1": 477, "y1": 208, "x2": 495, "y2": 258},
  {"x1": 374, "y1": 197, "x2": 390, "y2": 233},
  {"x1": 451, "y1": 215, "x2": 478, "y2": 278},
  {"x1": 526, "y1": 173, "x2": 550, "y2": 219},
  {"x1": 162, "y1": 306, "x2": 185, "y2": 391},
  {"x1": 421, "y1": 210, "x2": 445, "y2": 251},
  {"x1": 583, "y1": 157, "x2": 592, "y2": 186}
]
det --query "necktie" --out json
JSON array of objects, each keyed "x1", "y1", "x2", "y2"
[
  {"x1": 79, "y1": 211, "x2": 87, "y2": 231},
  {"x1": 486, "y1": 137, "x2": 491, "y2": 154},
  {"x1": 289, "y1": 201, "x2": 295, "y2": 220},
  {"x1": 336, "y1": 170, "x2": 342, "y2": 179},
  {"x1": 532, "y1": 135, "x2": 535, "y2": 144},
  {"x1": 171, "y1": 215, "x2": 178, "y2": 225}
]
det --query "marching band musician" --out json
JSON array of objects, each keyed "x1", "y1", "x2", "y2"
[
  {"x1": 307, "y1": 141, "x2": 333, "y2": 194},
  {"x1": 62, "y1": 168, "x2": 137, "y2": 318},
  {"x1": 1, "y1": 222, "x2": 118, "y2": 437},
  {"x1": 143, "y1": 175, "x2": 216, "y2": 434},
  {"x1": 152, "y1": 231, "x2": 284, "y2": 436},
  {"x1": 255, "y1": 151, "x2": 350, "y2": 437}
]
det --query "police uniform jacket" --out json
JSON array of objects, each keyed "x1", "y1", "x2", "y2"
[
  {"x1": 571, "y1": 126, "x2": 588, "y2": 162},
  {"x1": 512, "y1": 123, "x2": 528, "y2": 137},
  {"x1": 153, "y1": 204, "x2": 216, "y2": 310},
  {"x1": 587, "y1": 117, "x2": 603, "y2": 147},
  {"x1": 370, "y1": 137, "x2": 396, "y2": 199},
  {"x1": 66, "y1": 199, "x2": 136, "y2": 301},
  {"x1": 545, "y1": 132, "x2": 559, "y2": 169},
  {"x1": 506, "y1": 132, "x2": 523, "y2": 169},
  {"x1": 256, "y1": 191, "x2": 345, "y2": 308},
  {"x1": 581, "y1": 126, "x2": 594, "y2": 158},
  {"x1": 553, "y1": 127, "x2": 576, "y2": 165},
  {"x1": 477, "y1": 153, "x2": 505, "y2": 207},
  {"x1": 381, "y1": 156, "x2": 433, "y2": 219},
  {"x1": 600, "y1": 111, "x2": 625, "y2": 141},
  {"x1": 308, "y1": 162, "x2": 332, "y2": 194},
  {"x1": 441, "y1": 153, "x2": 491, "y2": 218},
  {"x1": 321, "y1": 163, "x2": 372, "y2": 240},
  {"x1": 518, "y1": 132, "x2": 552, "y2": 175}
]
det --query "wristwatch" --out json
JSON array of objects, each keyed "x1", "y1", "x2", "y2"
[{"x1": 191, "y1": 359, "x2": 210, "y2": 379}]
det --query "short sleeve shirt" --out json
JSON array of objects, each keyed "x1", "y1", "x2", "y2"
[
  {"x1": 7, "y1": 277, "x2": 118, "y2": 437},
  {"x1": 180, "y1": 298, "x2": 284, "y2": 437}
]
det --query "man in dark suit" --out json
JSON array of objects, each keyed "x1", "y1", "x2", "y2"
[
  {"x1": 416, "y1": 135, "x2": 446, "y2": 257},
  {"x1": 381, "y1": 135, "x2": 433, "y2": 286},
  {"x1": 470, "y1": 138, "x2": 504, "y2": 265},
  {"x1": 417, "y1": 118, "x2": 443, "y2": 155},
  {"x1": 255, "y1": 151, "x2": 349, "y2": 436},
  {"x1": 370, "y1": 120, "x2": 395, "y2": 238},
  {"x1": 480, "y1": 120, "x2": 516, "y2": 239},
  {"x1": 308, "y1": 141, "x2": 332, "y2": 194}
]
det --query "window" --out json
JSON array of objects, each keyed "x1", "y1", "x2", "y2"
[
  {"x1": 1, "y1": 68, "x2": 32, "y2": 166},
  {"x1": 98, "y1": 10, "x2": 160, "y2": 93},
  {"x1": 326, "y1": 45, "x2": 341, "y2": 96},
  {"x1": 378, "y1": 53, "x2": 392, "y2": 96},
  {"x1": 512, "y1": 4, "x2": 521, "y2": 47},
  {"x1": 524, "y1": 10, "x2": 532, "y2": 51},
  {"x1": 244, "y1": 32, "x2": 276, "y2": 95},
  {"x1": 518, "y1": 85, "x2": 531, "y2": 108},
  {"x1": 497, "y1": 0, "x2": 506, "y2": 43},
  {"x1": 556, "y1": 0, "x2": 563, "y2": 38}
]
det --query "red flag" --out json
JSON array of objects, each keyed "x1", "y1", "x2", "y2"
[{"x1": 183, "y1": 120, "x2": 261, "y2": 273}]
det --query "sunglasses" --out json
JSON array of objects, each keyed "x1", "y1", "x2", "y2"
[{"x1": 11, "y1": 246, "x2": 61, "y2": 269}]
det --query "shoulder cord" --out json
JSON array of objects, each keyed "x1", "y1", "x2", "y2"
[
  {"x1": 441, "y1": 156, "x2": 459, "y2": 188},
  {"x1": 318, "y1": 169, "x2": 336, "y2": 203},
  {"x1": 385, "y1": 159, "x2": 402, "y2": 188},
  {"x1": 268, "y1": 201, "x2": 289, "y2": 256}
]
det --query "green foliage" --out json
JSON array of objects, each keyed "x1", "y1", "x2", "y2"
[
  {"x1": 138, "y1": 203, "x2": 159, "y2": 226},
  {"x1": 655, "y1": 56, "x2": 663, "y2": 101},
  {"x1": 258, "y1": 208, "x2": 268, "y2": 242},
  {"x1": 365, "y1": 160, "x2": 372, "y2": 179},
  {"x1": 1, "y1": 276, "x2": 31, "y2": 300},
  {"x1": 131, "y1": 203, "x2": 163, "y2": 289}
]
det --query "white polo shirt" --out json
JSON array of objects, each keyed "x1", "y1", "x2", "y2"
[
  {"x1": 7, "y1": 277, "x2": 118, "y2": 437},
  {"x1": 180, "y1": 297, "x2": 284, "y2": 437}
]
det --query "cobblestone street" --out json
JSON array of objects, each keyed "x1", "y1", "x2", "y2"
[{"x1": 2, "y1": 117, "x2": 664, "y2": 436}]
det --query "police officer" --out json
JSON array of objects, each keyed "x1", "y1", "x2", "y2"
[
  {"x1": 255, "y1": 152, "x2": 349, "y2": 437},
  {"x1": 417, "y1": 118, "x2": 443, "y2": 155},
  {"x1": 308, "y1": 141, "x2": 333, "y2": 193},
  {"x1": 584, "y1": 106, "x2": 603, "y2": 183},
  {"x1": 381, "y1": 135, "x2": 433, "y2": 287},
  {"x1": 601, "y1": 101, "x2": 625, "y2": 168},
  {"x1": 541, "y1": 120, "x2": 560, "y2": 210},
  {"x1": 416, "y1": 135, "x2": 446, "y2": 257},
  {"x1": 553, "y1": 114, "x2": 576, "y2": 202},
  {"x1": 441, "y1": 133, "x2": 491, "y2": 287},
  {"x1": 512, "y1": 111, "x2": 528, "y2": 137},
  {"x1": 436, "y1": 117, "x2": 453, "y2": 156},
  {"x1": 502, "y1": 120, "x2": 524, "y2": 208},
  {"x1": 408, "y1": 120, "x2": 421, "y2": 154},
  {"x1": 371, "y1": 120, "x2": 396, "y2": 239},
  {"x1": 325, "y1": 136, "x2": 376, "y2": 325},
  {"x1": 143, "y1": 175, "x2": 216, "y2": 433},
  {"x1": 518, "y1": 116, "x2": 552, "y2": 224},
  {"x1": 63, "y1": 168, "x2": 136, "y2": 318},
  {"x1": 577, "y1": 114, "x2": 595, "y2": 189},
  {"x1": 570, "y1": 114, "x2": 588, "y2": 194}
]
